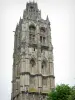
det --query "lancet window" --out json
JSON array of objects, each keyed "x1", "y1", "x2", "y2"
[
  {"x1": 29, "y1": 24, "x2": 36, "y2": 42},
  {"x1": 41, "y1": 60, "x2": 46, "y2": 75},
  {"x1": 30, "y1": 58, "x2": 36, "y2": 73}
]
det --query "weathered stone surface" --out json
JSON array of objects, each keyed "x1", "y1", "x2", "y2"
[{"x1": 11, "y1": 1, "x2": 55, "y2": 100}]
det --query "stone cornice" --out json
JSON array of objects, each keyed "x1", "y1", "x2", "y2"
[{"x1": 20, "y1": 72, "x2": 55, "y2": 78}]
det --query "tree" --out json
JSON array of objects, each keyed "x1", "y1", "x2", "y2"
[
  {"x1": 48, "y1": 84, "x2": 71, "y2": 100},
  {"x1": 68, "y1": 86, "x2": 75, "y2": 100}
]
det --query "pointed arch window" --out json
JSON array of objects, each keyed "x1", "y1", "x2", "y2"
[
  {"x1": 30, "y1": 58, "x2": 36, "y2": 73},
  {"x1": 41, "y1": 60, "x2": 46, "y2": 75},
  {"x1": 40, "y1": 27, "x2": 45, "y2": 33},
  {"x1": 30, "y1": 59, "x2": 35, "y2": 67},
  {"x1": 29, "y1": 24, "x2": 36, "y2": 42},
  {"x1": 29, "y1": 24, "x2": 36, "y2": 33}
]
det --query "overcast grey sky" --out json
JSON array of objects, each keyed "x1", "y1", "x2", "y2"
[{"x1": 0, "y1": 0, "x2": 75, "y2": 100}]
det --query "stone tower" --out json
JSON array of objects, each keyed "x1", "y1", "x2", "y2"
[{"x1": 11, "y1": 2, "x2": 55, "y2": 100}]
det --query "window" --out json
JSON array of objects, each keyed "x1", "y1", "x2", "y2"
[
  {"x1": 40, "y1": 36, "x2": 46, "y2": 44},
  {"x1": 30, "y1": 6, "x2": 34, "y2": 9},
  {"x1": 41, "y1": 61, "x2": 46, "y2": 74},
  {"x1": 43, "y1": 37, "x2": 45, "y2": 43},
  {"x1": 30, "y1": 59, "x2": 36, "y2": 74},
  {"x1": 40, "y1": 36, "x2": 42, "y2": 43},
  {"x1": 29, "y1": 24, "x2": 36, "y2": 43},
  {"x1": 40, "y1": 27, "x2": 45, "y2": 33},
  {"x1": 29, "y1": 25, "x2": 36, "y2": 33},
  {"x1": 30, "y1": 59, "x2": 35, "y2": 67}
]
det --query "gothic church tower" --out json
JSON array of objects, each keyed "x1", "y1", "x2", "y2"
[{"x1": 11, "y1": 2, "x2": 55, "y2": 100}]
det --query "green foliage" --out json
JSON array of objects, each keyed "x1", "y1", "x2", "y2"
[
  {"x1": 68, "y1": 86, "x2": 75, "y2": 100},
  {"x1": 48, "y1": 90, "x2": 57, "y2": 100},
  {"x1": 56, "y1": 84, "x2": 71, "y2": 100},
  {"x1": 48, "y1": 84, "x2": 72, "y2": 100}
]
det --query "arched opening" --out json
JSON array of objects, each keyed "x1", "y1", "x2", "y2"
[
  {"x1": 29, "y1": 24, "x2": 36, "y2": 42},
  {"x1": 30, "y1": 58, "x2": 36, "y2": 73},
  {"x1": 40, "y1": 27, "x2": 45, "y2": 33},
  {"x1": 41, "y1": 60, "x2": 46, "y2": 75},
  {"x1": 40, "y1": 36, "x2": 46, "y2": 44},
  {"x1": 29, "y1": 24, "x2": 36, "y2": 33},
  {"x1": 40, "y1": 27, "x2": 46, "y2": 44},
  {"x1": 30, "y1": 59, "x2": 35, "y2": 67}
]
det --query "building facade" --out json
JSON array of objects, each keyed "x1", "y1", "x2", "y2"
[{"x1": 11, "y1": 2, "x2": 55, "y2": 100}]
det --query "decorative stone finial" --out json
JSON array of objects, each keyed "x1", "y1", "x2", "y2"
[{"x1": 46, "y1": 15, "x2": 49, "y2": 22}]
